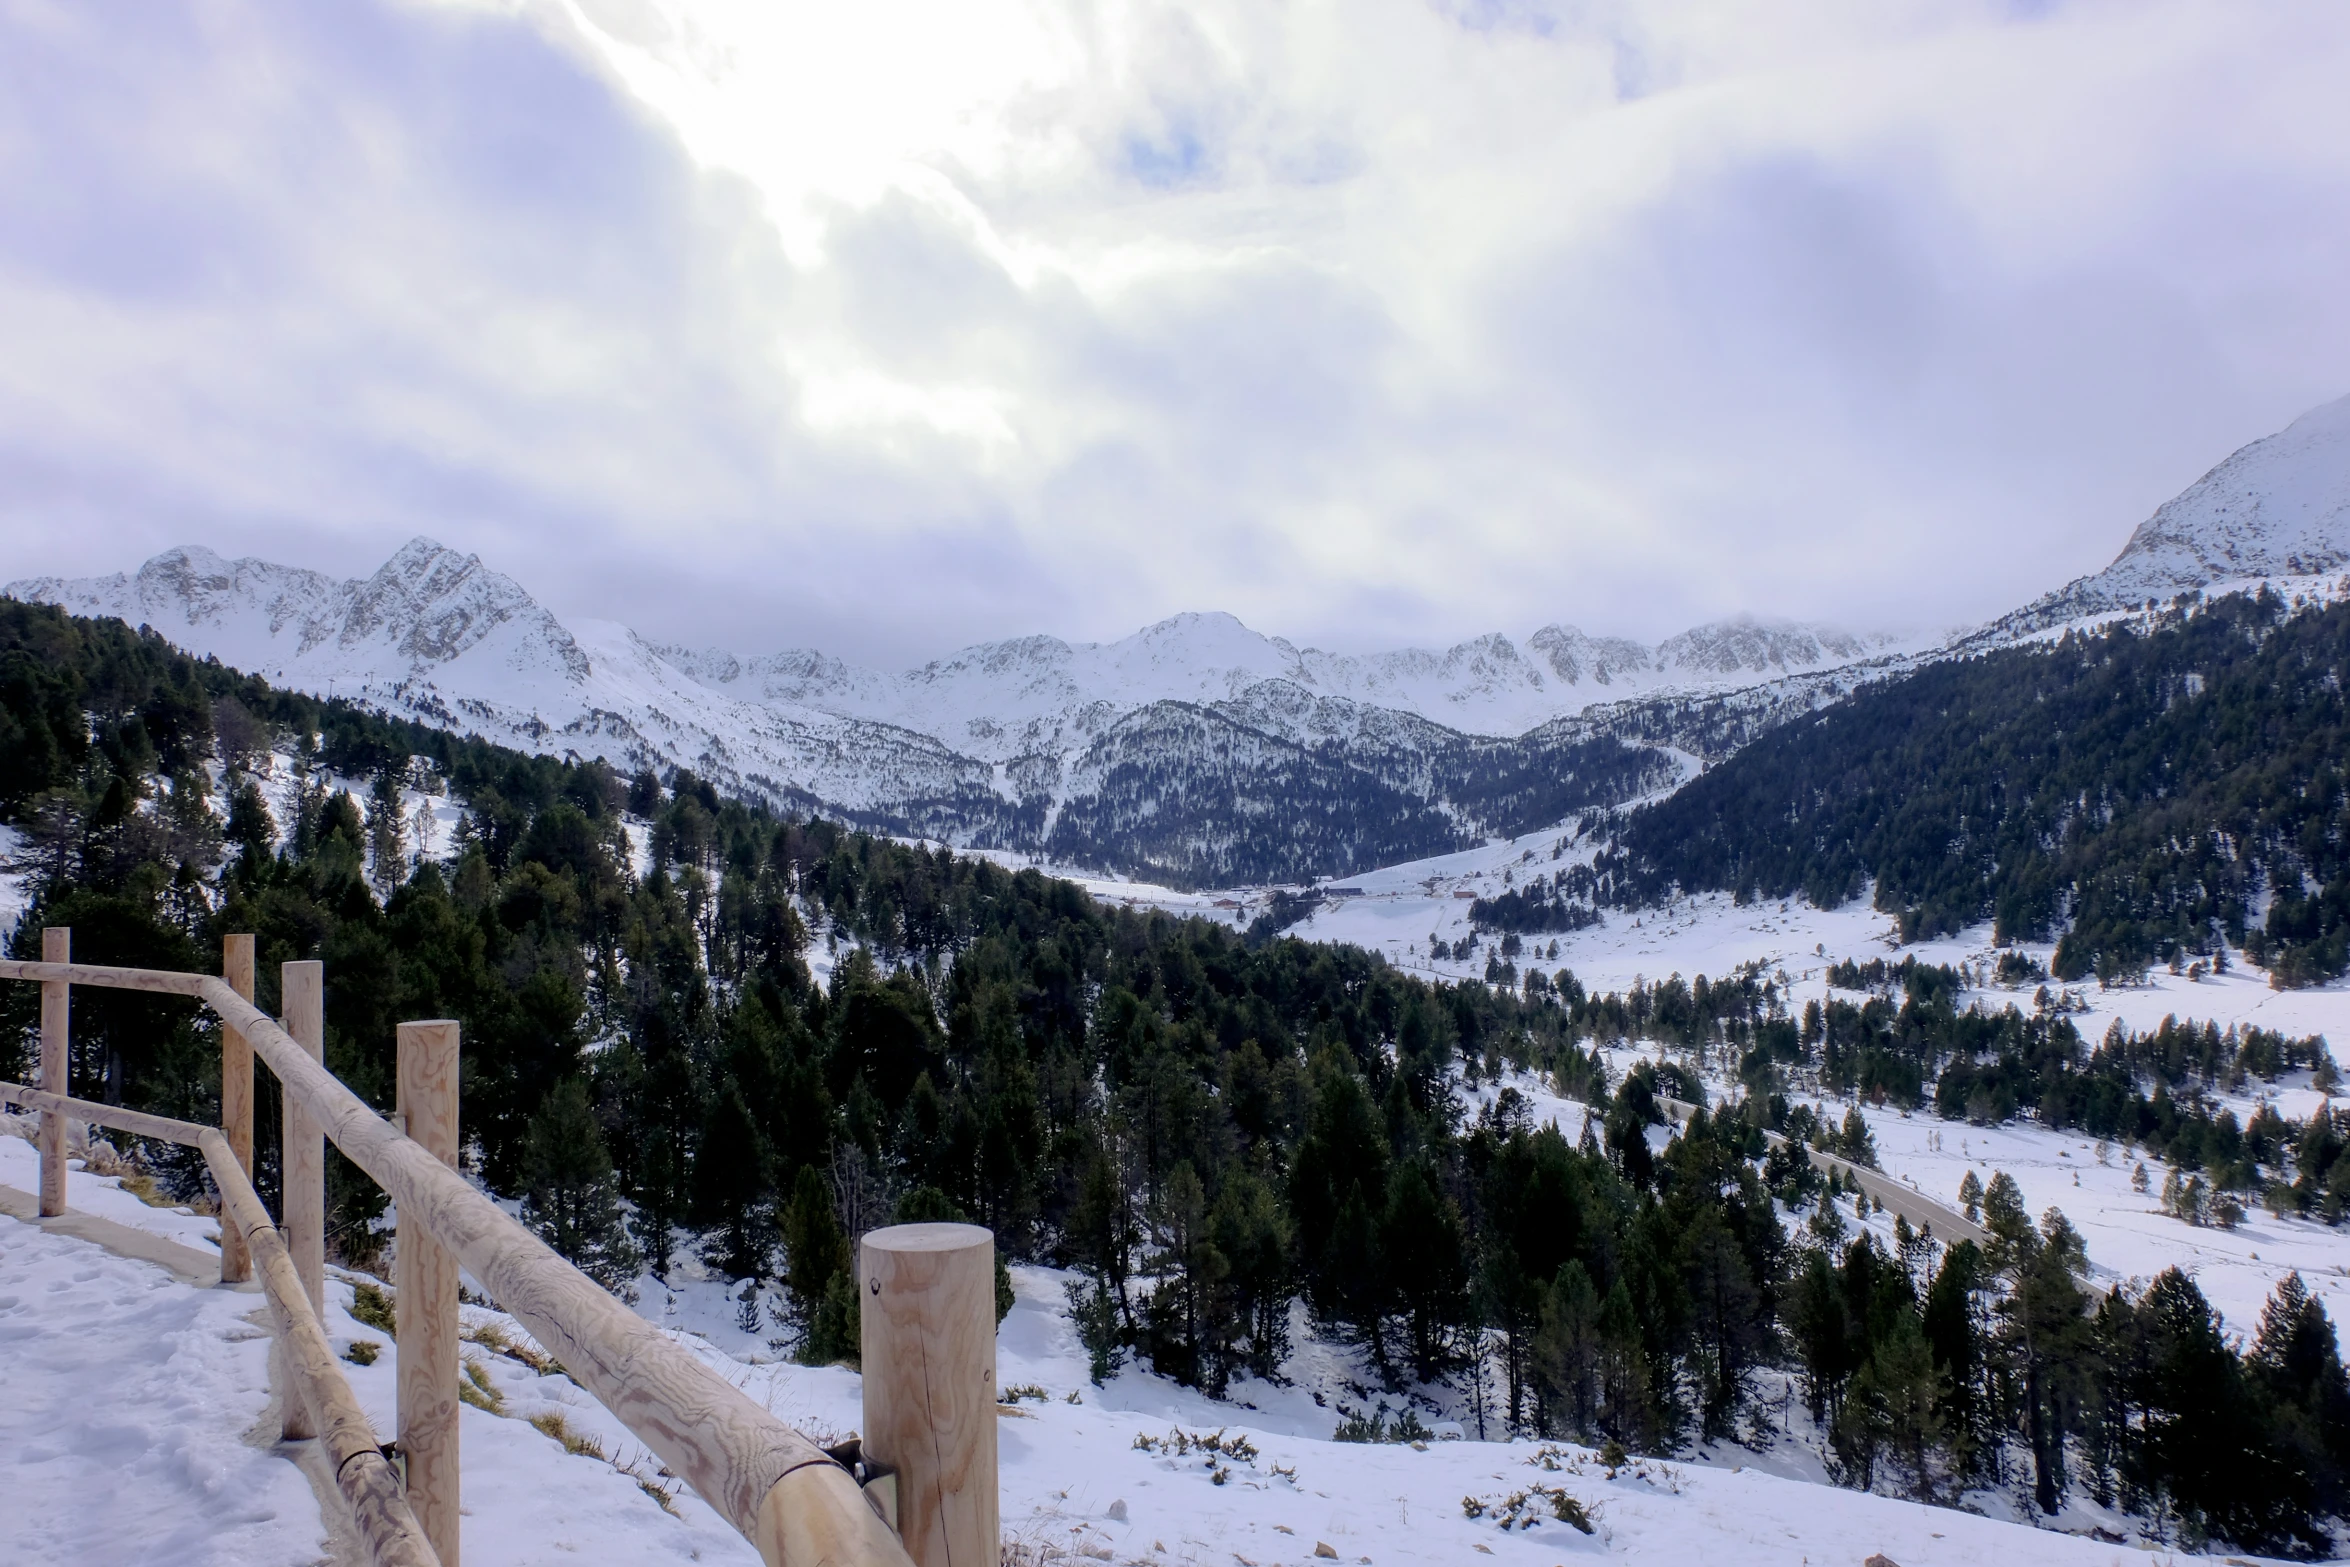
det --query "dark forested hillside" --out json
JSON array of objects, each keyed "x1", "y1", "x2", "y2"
[{"x1": 1598, "y1": 591, "x2": 2350, "y2": 985}]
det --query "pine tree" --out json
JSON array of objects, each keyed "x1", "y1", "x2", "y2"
[
  {"x1": 1383, "y1": 1158, "x2": 1468, "y2": 1382},
  {"x1": 1920, "y1": 1241, "x2": 1992, "y2": 1483},
  {"x1": 1594, "y1": 1277, "x2": 1655, "y2": 1450},
  {"x1": 694, "y1": 1089, "x2": 772, "y2": 1281},
  {"x1": 1998, "y1": 1207, "x2": 2092, "y2": 1515},
  {"x1": 367, "y1": 766, "x2": 408, "y2": 896},
  {"x1": 1533, "y1": 1260, "x2": 1602, "y2": 1437},
  {"x1": 1210, "y1": 1169, "x2": 1290, "y2": 1379},
  {"x1": 780, "y1": 1165, "x2": 854, "y2": 1363},
  {"x1": 520, "y1": 1079, "x2": 641, "y2": 1297},
  {"x1": 2249, "y1": 1271, "x2": 2350, "y2": 1519}
]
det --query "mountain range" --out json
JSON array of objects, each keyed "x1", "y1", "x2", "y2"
[{"x1": 10, "y1": 392, "x2": 2349, "y2": 886}]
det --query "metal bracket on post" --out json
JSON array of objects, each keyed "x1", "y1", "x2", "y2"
[
  {"x1": 825, "y1": 1438, "x2": 901, "y2": 1534},
  {"x1": 858, "y1": 1222, "x2": 998, "y2": 1567}
]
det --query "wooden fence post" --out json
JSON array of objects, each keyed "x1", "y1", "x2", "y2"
[
  {"x1": 859, "y1": 1223, "x2": 998, "y2": 1567},
  {"x1": 220, "y1": 934, "x2": 255, "y2": 1284},
  {"x1": 281, "y1": 960, "x2": 326, "y2": 1441},
  {"x1": 397, "y1": 1019, "x2": 462, "y2": 1567},
  {"x1": 37, "y1": 927, "x2": 68, "y2": 1217}
]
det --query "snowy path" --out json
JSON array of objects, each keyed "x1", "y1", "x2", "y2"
[{"x1": 0, "y1": 1214, "x2": 328, "y2": 1566}]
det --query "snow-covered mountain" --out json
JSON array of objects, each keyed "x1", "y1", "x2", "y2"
[
  {"x1": 3, "y1": 539, "x2": 1894, "y2": 882},
  {"x1": 2000, "y1": 391, "x2": 2350, "y2": 630},
  {"x1": 655, "y1": 608, "x2": 1897, "y2": 758},
  {"x1": 11, "y1": 390, "x2": 2345, "y2": 883}
]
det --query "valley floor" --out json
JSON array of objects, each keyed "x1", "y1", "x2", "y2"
[{"x1": 1005, "y1": 813, "x2": 2350, "y2": 1341}]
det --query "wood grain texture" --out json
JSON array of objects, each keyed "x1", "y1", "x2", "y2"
[
  {"x1": 0, "y1": 1079, "x2": 213, "y2": 1148},
  {"x1": 2, "y1": 959, "x2": 908, "y2": 1567},
  {"x1": 220, "y1": 934, "x2": 256, "y2": 1285},
  {"x1": 37, "y1": 928, "x2": 68, "y2": 1217},
  {"x1": 397, "y1": 1020, "x2": 463, "y2": 1567},
  {"x1": 0, "y1": 957, "x2": 210, "y2": 995},
  {"x1": 859, "y1": 1223, "x2": 999, "y2": 1567},
  {"x1": 199, "y1": 1126, "x2": 442, "y2": 1567},
  {"x1": 282, "y1": 960, "x2": 327, "y2": 1439}
]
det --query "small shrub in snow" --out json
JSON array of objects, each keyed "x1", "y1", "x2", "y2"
[
  {"x1": 528, "y1": 1410, "x2": 605, "y2": 1461},
  {"x1": 457, "y1": 1360, "x2": 505, "y2": 1415},
  {"x1": 349, "y1": 1281, "x2": 396, "y2": 1335}
]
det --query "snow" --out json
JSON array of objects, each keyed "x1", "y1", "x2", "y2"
[
  {"x1": 0, "y1": 1127, "x2": 2250, "y2": 1567},
  {"x1": 2082, "y1": 391, "x2": 2350, "y2": 607},
  {"x1": 0, "y1": 824, "x2": 31, "y2": 937},
  {"x1": 12, "y1": 392, "x2": 2345, "y2": 828},
  {"x1": 2, "y1": 540, "x2": 1914, "y2": 834},
  {"x1": 1039, "y1": 800, "x2": 2350, "y2": 1351},
  {"x1": 0, "y1": 1150, "x2": 326, "y2": 1566}
]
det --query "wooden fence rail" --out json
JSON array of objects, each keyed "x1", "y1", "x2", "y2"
[{"x1": 0, "y1": 946, "x2": 923, "y2": 1567}]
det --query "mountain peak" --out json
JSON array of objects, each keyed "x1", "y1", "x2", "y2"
[
  {"x1": 2006, "y1": 392, "x2": 2350, "y2": 629},
  {"x1": 7, "y1": 538, "x2": 587, "y2": 686}
]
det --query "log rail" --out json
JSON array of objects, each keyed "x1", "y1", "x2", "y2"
[{"x1": 0, "y1": 946, "x2": 921, "y2": 1567}]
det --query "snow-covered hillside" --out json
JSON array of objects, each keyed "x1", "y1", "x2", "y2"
[
  {"x1": 9, "y1": 391, "x2": 2349, "y2": 887},
  {"x1": 1999, "y1": 392, "x2": 2350, "y2": 630},
  {"x1": 0, "y1": 1123, "x2": 2286, "y2": 1567},
  {"x1": 660, "y1": 609, "x2": 1900, "y2": 755}
]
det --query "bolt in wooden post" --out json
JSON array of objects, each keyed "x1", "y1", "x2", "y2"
[
  {"x1": 397, "y1": 1019, "x2": 461, "y2": 1567},
  {"x1": 281, "y1": 960, "x2": 326, "y2": 1440},
  {"x1": 859, "y1": 1222, "x2": 999, "y2": 1567},
  {"x1": 37, "y1": 927, "x2": 69, "y2": 1217},
  {"x1": 220, "y1": 933, "x2": 256, "y2": 1284}
]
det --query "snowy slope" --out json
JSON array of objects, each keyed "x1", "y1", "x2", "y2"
[
  {"x1": 657, "y1": 610, "x2": 1902, "y2": 756},
  {"x1": 2001, "y1": 392, "x2": 2350, "y2": 629},
  {"x1": 0, "y1": 1121, "x2": 2275, "y2": 1567},
  {"x1": 2, "y1": 545, "x2": 1896, "y2": 879}
]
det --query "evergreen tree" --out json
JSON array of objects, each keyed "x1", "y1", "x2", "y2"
[
  {"x1": 1533, "y1": 1260, "x2": 1602, "y2": 1437},
  {"x1": 519, "y1": 1078, "x2": 641, "y2": 1296},
  {"x1": 1383, "y1": 1159, "x2": 1468, "y2": 1381},
  {"x1": 2250, "y1": 1272, "x2": 2350, "y2": 1519},
  {"x1": 694, "y1": 1089, "x2": 772, "y2": 1281},
  {"x1": 780, "y1": 1164, "x2": 855, "y2": 1364}
]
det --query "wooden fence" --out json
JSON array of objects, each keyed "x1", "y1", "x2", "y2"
[{"x1": 1, "y1": 931, "x2": 998, "y2": 1567}]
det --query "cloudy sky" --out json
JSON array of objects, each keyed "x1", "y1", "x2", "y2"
[{"x1": 2, "y1": 0, "x2": 2346, "y2": 664}]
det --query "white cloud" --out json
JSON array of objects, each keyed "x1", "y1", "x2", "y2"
[{"x1": 2, "y1": 0, "x2": 2347, "y2": 662}]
